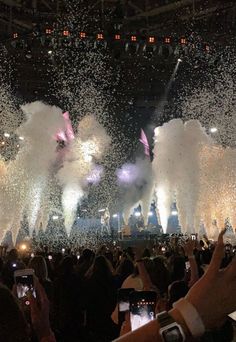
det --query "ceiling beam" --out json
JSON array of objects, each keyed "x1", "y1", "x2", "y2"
[
  {"x1": 0, "y1": 0, "x2": 21, "y2": 7},
  {"x1": 126, "y1": 0, "x2": 197, "y2": 20}
]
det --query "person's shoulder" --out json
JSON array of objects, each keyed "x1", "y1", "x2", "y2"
[{"x1": 122, "y1": 275, "x2": 142, "y2": 289}]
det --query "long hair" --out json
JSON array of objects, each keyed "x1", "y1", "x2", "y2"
[
  {"x1": 86, "y1": 255, "x2": 113, "y2": 283},
  {"x1": 29, "y1": 255, "x2": 48, "y2": 281}
]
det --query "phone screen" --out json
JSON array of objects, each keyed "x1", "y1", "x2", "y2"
[
  {"x1": 117, "y1": 288, "x2": 134, "y2": 326},
  {"x1": 185, "y1": 261, "x2": 190, "y2": 271},
  {"x1": 15, "y1": 274, "x2": 36, "y2": 301},
  {"x1": 228, "y1": 311, "x2": 236, "y2": 321},
  {"x1": 130, "y1": 291, "x2": 157, "y2": 331},
  {"x1": 118, "y1": 288, "x2": 134, "y2": 312},
  {"x1": 191, "y1": 234, "x2": 196, "y2": 240}
]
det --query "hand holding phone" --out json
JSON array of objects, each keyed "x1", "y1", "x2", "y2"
[
  {"x1": 27, "y1": 279, "x2": 52, "y2": 341},
  {"x1": 117, "y1": 288, "x2": 134, "y2": 325}
]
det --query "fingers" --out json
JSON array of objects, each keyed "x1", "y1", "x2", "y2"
[
  {"x1": 27, "y1": 290, "x2": 38, "y2": 321},
  {"x1": 207, "y1": 229, "x2": 226, "y2": 277},
  {"x1": 12, "y1": 284, "x2": 17, "y2": 297}
]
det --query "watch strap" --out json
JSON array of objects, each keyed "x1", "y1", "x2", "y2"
[
  {"x1": 173, "y1": 298, "x2": 205, "y2": 338},
  {"x1": 157, "y1": 311, "x2": 185, "y2": 342},
  {"x1": 157, "y1": 311, "x2": 175, "y2": 328}
]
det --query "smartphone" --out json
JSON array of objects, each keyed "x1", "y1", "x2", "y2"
[
  {"x1": 191, "y1": 234, "x2": 196, "y2": 240},
  {"x1": 14, "y1": 269, "x2": 36, "y2": 304},
  {"x1": 161, "y1": 247, "x2": 166, "y2": 252},
  {"x1": 129, "y1": 291, "x2": 157, "y2": 331},
  {"x1": 117, "y1": 288, "x2": 134, "y2": 325},
  {"x1": 185, "y1": 261, "x2": 190, "y2": 271},
  {"x1": 48, "y1": 255, "x2": 53, "y2": 260},
  {"x1": 228, "y1": 311, "x2": 236, "y2": 322},
  {"x1": 118, "y1": 288, "x2": 134, "y2": 312}
]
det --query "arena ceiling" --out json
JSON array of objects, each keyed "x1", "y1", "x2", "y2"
[{"x1": 0, "y1": 0, "x2": 235, "y2": 41}]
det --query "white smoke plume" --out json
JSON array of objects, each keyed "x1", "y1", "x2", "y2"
[
  {"x1": 152, "y1": 119, "x2": 212, "y2": 233},
  {"x1": 117, "y1": 158, "x2": 154, "y2": 225},
  {"x1": 0, "y1": 101, "x2": 65, "y2": 243},
  {"x1": 153, "y1": 118, "x2": 236, "y2": 235},
  {"x1": 58, "y1": 114, "x2": 111, "y2": 236}
]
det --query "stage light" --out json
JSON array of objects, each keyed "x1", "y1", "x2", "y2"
[
  {"x1": 131, "y1": 35, "x2": 137, "y2": 42},
  {"x1": 80, "y1": 32, "x2": 86, "y2": 38},
  {"x1": 180, "y1": 37, "x2": 187, "y2": 45},
  {"x1": 13, "y1": 32, "x2": 18, "y2": 39},
  {"x1": 97, "y1": 33, "x2": 104, "y2": 40},
  {"x1": 45, "y1": 28, "x2": 52, "y2": 35},
  {"x1": 19, "y1": 136, "x2": 24, "y2": 141},
  {"x1": 164, "y1": 37, "x2": 171, "y2": 44},
  {"x1": 4, "y1": 133, "x2": 10, "y2": 138},
  {"x1": 135, "y1": 212, "x2": 141, "y2": 217},
  {"x1": 63, "y1": 30, "x2": 69, "y2": 37},
  {"x1": 20, "y1": 244, "x2": 27, "y2": 251},
  {"x1": 113, "y1": 214, "x2": 118, "y2": 218},
  {"x1": 148, "y1": 36, "x2": 155, "y2": 43},
  {"x1": 114, "y1": 34, "x2": 121, "y2": 40},
  {"x1": 48, "y1": 50, "x2": 53, "y2": 55},
  {"x1": 52, "y1": 215, "x2": 59, "y2": 220},
  {"x1": 171, "y1": 210, "x2": 178, "y2": 216},
  {"x1": 210, "y1": 127, "x2": 217, "y2": 133}
]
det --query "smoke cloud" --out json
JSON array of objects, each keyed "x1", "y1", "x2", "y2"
[
  {"x1": 0, "y1": 101, "x2": 65, "y2": 243},
  {"x1": 57, "y1": 115, "x2": 111, "y2": 235}
]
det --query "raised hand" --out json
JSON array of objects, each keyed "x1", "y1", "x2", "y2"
[{"x1": 186, "y1": 229, "x2": 236, "y2": 329}]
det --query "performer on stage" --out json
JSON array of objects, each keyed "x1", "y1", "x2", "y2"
[{"x1": 101, "y1": 207, "x2": 111, "y2": 235}]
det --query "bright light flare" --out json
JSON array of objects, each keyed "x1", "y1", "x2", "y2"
[
  {"x1": 135, "y1": 212, "x2": 141, "y2": 217},
  {"x1": 20, "y1": 244, "x2": 27, "y2": 251},
  {"x1": 4, "y1": 133, "x2": 10, "y2": 138},
  {"x1": 171, "y1": 210, "x2": 178, "y2": 216},
  {"x1": 52, "y1": 215, "x2": 59, "y2": 220},
  {"x1": 210, "y1": 127, "x2": 218, "y2": 133}
]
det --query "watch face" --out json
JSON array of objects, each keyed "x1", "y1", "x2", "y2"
[{"x1": 162, "y1": 326, "x2": 184, "y2": 341}]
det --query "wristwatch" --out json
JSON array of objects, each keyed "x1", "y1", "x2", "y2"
[{"x1": 157, "y1": 311, "x2": 186, "y2": 342}]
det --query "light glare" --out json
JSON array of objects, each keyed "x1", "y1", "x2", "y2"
[{"x1": 210, "y1": 127, "x2": 217, "y2": 133}]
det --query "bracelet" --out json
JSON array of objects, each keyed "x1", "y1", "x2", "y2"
[{"x1": 173, "y1": 298, "x2": 205, "y2": 338}]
